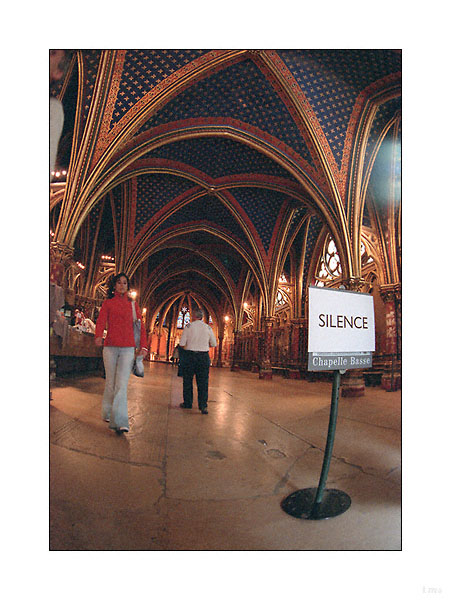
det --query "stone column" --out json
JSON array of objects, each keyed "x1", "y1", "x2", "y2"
[
  {"x1": 146, "y1": 331, "x2": 152, "y2": 361},
  {"x1": 231, "y1": 330, "x2": 241, "y2": 372},
  {"x1": 50, "y1": 241, "x2": 74, "y2": 286},
  {"x1": 50, "y1": 240, "x2": 77, "y2": 323},
  {"x1": 156, "y1": 331, "x2": 162, "y2": 360},
  {"x1": 288, "y1": 318, "x2": 302, "y2": 379},
  {"x1": 379, "y1": 283, "x2": 401, "y2": 391},
  {"x1": 250, "y1": 331, "x2": 258, "y2": 372},
  {"x1": 217, "y1": 336, "x2": 223, "y2": 368},
  {"x1": 259, "y1": 317, "x2": 275, "y2": 379}
]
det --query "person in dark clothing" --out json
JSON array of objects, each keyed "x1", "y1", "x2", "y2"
[{"x1": 178, "y1": 309, "x2": 217, "y2": 414}]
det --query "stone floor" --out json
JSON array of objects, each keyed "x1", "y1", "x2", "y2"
[{"x1": 50, "y1": 362, "x2": 401, "y2": 551}]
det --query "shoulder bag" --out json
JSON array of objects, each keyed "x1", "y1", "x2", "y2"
[{"x1": 132, "y1": 301, "x2": 144, "y2": 377}]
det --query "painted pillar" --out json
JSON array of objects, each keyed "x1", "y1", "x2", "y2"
[
  {"x1": 251, "y1": 330, "x2": 262, "y2": 372},
  {"x1": 50, "y1": 241, "x2": 74, "y2": 287},
  {"x1": 288, "y1": 318, "x2": 302, "y2": 379},
  {"x1": 231, "y1": 330, "x2": 241, "y2": 372},
  {"x1": 379, "y1": 283, "x2": 401, "y2": 391},
  {"x1": 146, "y1": 331, "x2": 152, "y2": 361},
  {"x1": 156, "y1": 330, "x2": 162, "y2": 360},
  {"x1": 259, "y1": 317, "x2": 275, "y2": 379},
  {"x1": 217, "y1": 336, "x2": 223, "y2": 368}
]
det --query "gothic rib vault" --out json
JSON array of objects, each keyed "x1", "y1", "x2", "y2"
[{"x1": 50, "y1": 49, "x2": 401, "y2": 370}]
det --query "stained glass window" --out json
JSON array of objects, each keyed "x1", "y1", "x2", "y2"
[
  {"x1": 177, "y1": 306, "x2": 190, "y2": 328},
  {"x1": 315, "y1": 236, "x2": 342, "y2": 286}
]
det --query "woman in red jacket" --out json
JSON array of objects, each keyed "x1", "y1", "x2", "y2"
[{"x1": 95, "y1": 273, "x2": 148, "y2": 433}]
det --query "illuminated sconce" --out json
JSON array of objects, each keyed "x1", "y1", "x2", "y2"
[
  {"x1": 224, "y1": 315, "x2": 230, "y2": 322},
  {"x1": 142, "y1": 308, "x2": 147, "y2": 315},
  {"x1": 130, "y1": 290, "x2": 137, "y2": 300},
  {"x1": 243, "y1": 302, "x2": 248, "y2": 309}
]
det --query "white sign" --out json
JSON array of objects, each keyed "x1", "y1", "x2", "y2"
[{"x1": 308, "y1": 286, "x2": 375, "y2": 353}]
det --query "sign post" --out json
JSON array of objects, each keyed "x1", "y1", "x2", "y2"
[{"x1": 281, "y1": 286, "x2": 375, "y2": 520}]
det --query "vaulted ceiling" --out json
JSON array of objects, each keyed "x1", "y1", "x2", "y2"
[{"x1": 50, "y1": 49, "x2": 401, "y2": 327}]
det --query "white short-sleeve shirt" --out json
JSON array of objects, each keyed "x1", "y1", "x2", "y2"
[{"x1": 180, "y1": 320, "x2": 217, "y2": 351}]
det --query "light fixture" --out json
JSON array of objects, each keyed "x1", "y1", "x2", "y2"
[
  {"x1": 130, "y1": 290, "x2": 137, "y2": 299},
  {"x1": 243, "y1": 302, "x2": 248, "y2": 309},
  {"x1": 224, "y1": 315, "x2": 230, "y2": 322}
]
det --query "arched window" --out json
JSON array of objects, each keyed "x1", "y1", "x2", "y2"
[
  {"x1": 276, "y1": 290, "x2": 288, "y2": 307},
  {"x1": 177, "y1": 306, "x2": 190, "y2": 329},
  {"x1": 360, "y1": 240, "x2": 373, "y2": 265},
  {"x1": 315, "y1": 236, "x2": 342, "y2": 286},
  {"x1": 275, "y1": 272, "x2": 291, "y2": 310},
  {"x1": 315, "y1": 236, "x2": 374, "y2": 287}
]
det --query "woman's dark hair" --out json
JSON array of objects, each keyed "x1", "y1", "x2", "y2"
[{"x1": 107, "y1": 272, "x2": 130, "y2": 299}]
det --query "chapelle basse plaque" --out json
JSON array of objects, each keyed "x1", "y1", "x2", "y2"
[{"x1": 308, "y1": 286, "x2": 375, "y2": 372}]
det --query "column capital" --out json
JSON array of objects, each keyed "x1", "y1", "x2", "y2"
[
  {"x1": 50, "y1": 240, "x2": 74, "y2": 263},
  {"x1": 50, "y1": 241, "x2": 75, "y2": 286},
  {"x1": 341, "y1": 277, "x2": 365, "y2": 292},
  {"x1": 379, "y1": 283, "x2": 401, "y2": 303},
  {"x1": 262, "y1": 316, "x2": 276, "y2": 325}
]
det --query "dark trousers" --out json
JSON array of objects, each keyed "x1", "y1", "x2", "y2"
[{"x1": 182, "y1": 351, "x2": 210, "y2": 409}]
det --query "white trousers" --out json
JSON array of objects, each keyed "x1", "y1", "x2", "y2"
[{"x1": 102, "y1": 346, "x2": 135, "y2": 429}]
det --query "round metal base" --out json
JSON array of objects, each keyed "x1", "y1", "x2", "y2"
[{"x1": 281, "y1": 487, "x2": 351, "y2": 520}]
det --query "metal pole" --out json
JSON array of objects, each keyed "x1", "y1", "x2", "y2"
[{"x1": 310, "y1": 369, "x2": 341, "y2": 517}]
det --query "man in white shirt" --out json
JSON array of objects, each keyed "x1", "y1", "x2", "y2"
[{"x1": 179, "y1": 308, "x2": 217, "y2": 414}]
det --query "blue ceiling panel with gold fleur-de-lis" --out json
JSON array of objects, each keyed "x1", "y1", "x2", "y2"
[
  {"x1": 145, "y1": 136, "x2": 298, "y2": 182},
  {"x1": 85, "y1": 196, "x2": 104, "y2": 242},
  {"x1": 110, "y1": 185, "x2": 123, "y2": 230},
  {"x1": 364, "y1": 96, "x2": 401, "y2": 174},
  {"x1": 215, "y1": 252, "x2": 243, "y2": 286},
  {"x1": 137, "y1": 58, "x2": 316, "y2": 168},
  {"x1": 81, "y1": 50, "x2": 103, "y2": 125},
  {"x1": 296, "y1": 214, "x2": 324, "y2": 303},
  {"x1": 230, "y1": 187, "x2": 289, "y2": 253},
  {"x1": 110, "y1": 49, "x2": 211, "y2": 127},
  {"x1": 278, "y1": 50, "x2": 401, "y2": 170},
  {"x1": 134, "y1": 173, "x2": 195, "y2": 237},
  {"x1": 286, "y1": 206, "x2": 308, "y2": 247},
  {"x1": 151, "y1": 193, "x2": 250, "y2": 248}
]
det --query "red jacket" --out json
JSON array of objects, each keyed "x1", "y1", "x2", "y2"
[{"x1": 95, "y1": 292, "x2": 147, "y2": 348}]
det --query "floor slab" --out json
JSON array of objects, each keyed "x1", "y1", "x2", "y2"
[{"x1": 50, "y1": 362, "x2": 401, "y2": 550}]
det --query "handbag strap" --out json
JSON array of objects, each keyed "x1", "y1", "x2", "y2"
[{"x1": 132, "y1": 301, "x2": 140, "y2": 350}]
